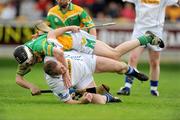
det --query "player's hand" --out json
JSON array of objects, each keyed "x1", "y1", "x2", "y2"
[
  {"x1": 69, "y1": 26, "x2": 80, "y2": 33},
  {"x1": 80, "y1": 92, "x2": 93, "y2": 104},
  {"x1": 30, "y1": 85, "x2": 41, "y2": 96},
  {"x1": 32, "y1": 31, "x2": 44, "y2": 39}
]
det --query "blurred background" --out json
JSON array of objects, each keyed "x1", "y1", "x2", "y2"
[{"x1": 0, "y1": 0, "x2": 180, "y2": 62}]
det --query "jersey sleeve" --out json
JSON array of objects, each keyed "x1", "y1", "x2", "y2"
[
  {"x1": 55, "y1": 90, "x2": 71, "y2": 102},
  {"x1": 164, "y1": 0, "x2": 178, "y2": 6},
  {"x1": 79, "y1": 10, "x2": 95, "y2": 29},
  {"x1": 16, "y1": 64, "x2": 32, "y2": 76},
  {"x1": 45, "y1": 74, "x2": 71, "y2": 102},
  {"x1": 42, "y1": 42, "x2": 54, "y2": 56}
]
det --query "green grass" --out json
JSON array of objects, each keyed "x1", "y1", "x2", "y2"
[{"x1": 0, "y1": 59, "x2": 180, "y2": 120}]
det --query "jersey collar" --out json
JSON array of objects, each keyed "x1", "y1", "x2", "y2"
[{"x1": 58, "y1": 3, "x2": 73, "y2": 11}]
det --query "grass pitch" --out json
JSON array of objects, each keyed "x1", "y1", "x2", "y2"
[{"x1": 0, "y1": 59, "x2": 180, "y2": 120}]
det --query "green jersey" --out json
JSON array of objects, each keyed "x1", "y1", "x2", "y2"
[
  {"x1": 17, "y1": 34, "x2": 55, "y2": 76},
  {"x1": 47, "y1": 3, "x2": 95, "y2": 30},
  {"x1": 25, "y1": 34, "x2": 54, "y2": 57}
]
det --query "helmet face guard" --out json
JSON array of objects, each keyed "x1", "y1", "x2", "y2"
[{"x1": 13, "y1": 45, "x2": 33, "y2": 64}]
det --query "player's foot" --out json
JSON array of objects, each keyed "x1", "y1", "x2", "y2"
[
  {"x1": 105, "y1": 92, "x2": 122, "y2": 103},
  {"x1": 151, "y1": 90, "x2": 159, "y2": 96},
  {"x1": 110, "y1": 96, "x2": 122, "y2": 103},
  {"x1": 117, "y1": 87, "x2": 130, "y2": 96},
  {"x1": 145, "y1": 31, "x2": 165, "y2": 48},
  {"x1": 131, "y1": 68, "x2": 149, "y2": 81}
]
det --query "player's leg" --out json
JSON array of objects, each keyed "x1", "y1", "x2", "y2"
[
  {"x1": 79, "y1": 80, "x2": 121, "y2": 104},
  {"x1": 90, "y1": 93, "x2": 107, "y2": 104},
  {"x1": 95, "y1": 56, "x2": 148, "y2": 81},
  {"x1": 117, "y1": 47, "x2": 144, "y2": 95},
  {"x1": 90, "y1": 93, "x2": 121, "y2": 104},
  {"x1": 94, "y1": 31, "x2": 164, "y2": 60},
  {"x1": 148, "y1": 50, "x2": 160, "y2": 96}
]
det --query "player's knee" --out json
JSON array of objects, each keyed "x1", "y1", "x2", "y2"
[
  {"x1": 110, "y1": 51, "x2": 120, "y2": 60},
  {"x1": 116, "y1": 62, "x2": 128, "y2": 74},
  {"x1": 149, "y1": 59, "x2": 160, "y2": 69},
  {"x1": 129, "y1": 55, "x2": 139, "y2": 65}
]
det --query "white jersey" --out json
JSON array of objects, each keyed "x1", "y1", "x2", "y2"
[
  {"x1": 47, "y1": 30, "x2": 96, "y2": 54},
  {"x1": 71, "y1": 30, "x2": 96, "y2": 54},
  {"x1": 123, "y1": 0, "x2": 178, "y2": 39},
  {"x1": 44, "y1": 51, "x2": 96, "y2": 102},
  {"x1": 123, "y1": 0, "x2": 178, "y2": 51}
]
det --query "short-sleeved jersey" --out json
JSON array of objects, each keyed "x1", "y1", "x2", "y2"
[
  {"x1": 17, "y1": 34, "x2": 55, "y2": 76},
  {"x1": 47, "y1": 3, "x2": 95, "y2": 29},
  {"x1": 44, "y1": 51, "x2": 96, "y2": 102},
  {"x1": 25, "y1": 34, "x2": 54, "y2": 57},
  {"x1": 123, "y1": 0, "x2": 178, "y2": 39},
  {"x1": 17, "y1": 31, "x2": 96, "y2": 76},
  {"x1": 48, "y1": 30, "x2": 96, "y2": 54}
]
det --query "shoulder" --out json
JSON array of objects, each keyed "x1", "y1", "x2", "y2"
[
  {"x1": 48, "y1": 5, "x2": 59, "y2": 13},
  {"x1": 72, "y1": 4, "x2": 84, "y2": 12}
]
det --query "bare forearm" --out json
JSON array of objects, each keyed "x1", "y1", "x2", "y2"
[
  {"x1": 53, "y1": 48, "x2": 67, "y2": 68},
  {"x1": 54, "y1": 26, "x2": 73, "y2": 37},
  {"x1": 16, "y1": 75, "x2": 33, "y2": 89},
  {"x1": 16, "y1": 75, "x2": 41, "y2": 95}
]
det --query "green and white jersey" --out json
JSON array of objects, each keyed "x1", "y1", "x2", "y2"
[
  {"x1": 16, "y1": 30, "x2": 96, "y2": 76},
  {"x1": 25, "y1": 34, "x2": 54, "y2": 57},
  {"x1": 17, "y1": 34, "x2": 55, "y2": 76}
]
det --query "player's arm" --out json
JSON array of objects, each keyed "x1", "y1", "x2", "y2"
[
  {"x1": 16, "y1": 65, "x2": 41, "y2": 95},
  {"x1": 53, "y1": 47, "x2": 72, "y2": 88},
  {"x1": 47, "y1": 31, "x2": 72, "y2": 88},
  {"x1": 16, "y1": 75, "x2": 41, "y2": 95},
  {"x1": 79, "y1": 9, "x2": 97, "y2": 36},
  {"x1": 49, "y1": 26, "x2": 80, "y2": 37}
]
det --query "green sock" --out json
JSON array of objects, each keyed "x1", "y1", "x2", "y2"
[{"x1": 138, "y1": 35, "x2": 152, "y2": 45}]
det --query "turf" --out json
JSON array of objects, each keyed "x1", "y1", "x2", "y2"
[{"x1": 0, "y1": 59, "x2": 180, "y2": 120}]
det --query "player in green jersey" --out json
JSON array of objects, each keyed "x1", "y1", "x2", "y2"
[
  {"x1": 13, "y1": 25, "x2": 164, "y2": 96},
  {"x1": 13, "y1": 34, "x2": 71, "y2": 96},
  {"x1": 47, "y1": 0, "x2": 96, "y2": 36}
]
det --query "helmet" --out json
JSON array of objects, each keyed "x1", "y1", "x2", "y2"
[
  {"x1": 57, "y1": 0, "x2": 72, "y2": 9},
  {"x1": 13, "y1": 45, "x2": 33, "y2": 64}
]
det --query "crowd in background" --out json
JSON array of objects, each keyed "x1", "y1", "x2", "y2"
[{"x1": 0, "y1": 0, "x2": 180, "y2": 23}]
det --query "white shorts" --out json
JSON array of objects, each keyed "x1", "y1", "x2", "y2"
[
  {"x1": 65, "y1": 51, "x2": 96, "y2": 89},
  {"x1": 71, "y1": 30, "x2": 96, "y2": 54}
]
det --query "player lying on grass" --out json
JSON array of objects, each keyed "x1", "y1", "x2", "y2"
[
  {"x1": 60, "y1": 84, "x2": 121, "y2": 104},
  {"x1": 13, "y1": 26, "x2": 164, "y2": 94},
  {"x1": 43, "y1": 50, "x2": 148, "y2": 104}
]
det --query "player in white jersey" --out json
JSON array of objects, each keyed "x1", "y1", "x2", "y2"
[
  {"x1": 117, "y1": 0, "x2": 180, "y2": 96},
  {"x1": 44, "y1": 50, "x2": 149, "y2": 104},
  {"x1": 47, "y1": 25, "x2": 165, "y2": 88}
]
